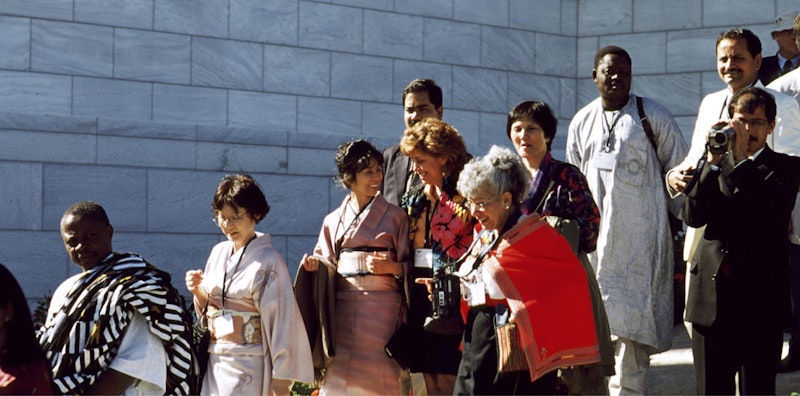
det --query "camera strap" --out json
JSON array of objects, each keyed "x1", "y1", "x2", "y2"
[{"x1": 454, "y1": 229, "x2": 500, "y2": 278}]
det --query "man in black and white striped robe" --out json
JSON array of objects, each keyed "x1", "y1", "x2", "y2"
[{"x1": 38, "y1": 201, "x2": 197, "y2": 394}]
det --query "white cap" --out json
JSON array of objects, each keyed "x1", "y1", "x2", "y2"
[{"x1": 774, "y1": 9, "x2": 800, "y2": 32}]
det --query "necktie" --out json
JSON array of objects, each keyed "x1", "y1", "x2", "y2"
[{"x1": 783, "y1": 59, "x2": 794, "y2": 75}]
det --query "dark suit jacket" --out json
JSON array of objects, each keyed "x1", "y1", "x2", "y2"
[
  {"x1": 381, "y1": 144, "x2": 418, "y2": 206},
  {"x1": 682, "y1": 146, "x2": 800, "y2": 328},
  {"x1": 759, "y1": 55, "x2": 791, "y2": 86}
]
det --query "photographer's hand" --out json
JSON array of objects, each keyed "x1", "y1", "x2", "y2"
[
  {"x1": 415, "y1": 277, "x2": 434, "y2": 301},
  {"x1": 730, "y1": 119, "x2": 749, "y2": 163},
  {"x1": 667, "y1": 167, "x2": 694, "y2": 193}
]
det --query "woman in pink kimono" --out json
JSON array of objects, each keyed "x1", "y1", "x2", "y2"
[
  {"x1": 185, "y1": 174, "x2": 314, "y2": 395},
  {"x1": 300, "y1": 139, "x2": 410, "y2": 395}
]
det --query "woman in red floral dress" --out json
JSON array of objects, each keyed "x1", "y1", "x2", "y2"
[{"x1": 399, "y1": 118, "x2": 475, "y2": 395}]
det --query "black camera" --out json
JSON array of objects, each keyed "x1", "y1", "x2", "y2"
[
  {"x1": 708, "y1": 122, "x2": 735, "y2": 155},
  {"x1": 423, "y1": 265, "x2": 464, "y2": 335}
]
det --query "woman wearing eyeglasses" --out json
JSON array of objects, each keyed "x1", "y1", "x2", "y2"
[
  {"x1": 399, "y1": 118, "x2": 475, "y2": 395},
  {"x1": 452, "y1": 145, "x2": 601, "y2": 395},
  {"x1": 185, "y1": 174, "x2": 313, "y2": 395}
]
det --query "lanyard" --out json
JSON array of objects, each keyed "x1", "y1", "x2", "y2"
[
  {"x1": 222, "y1": 235, "x2": 256, "y2": 308},
  {"x1": 334, "y1": 194, "x2": 375, "y2": 259},
  {"x1": 423, "y1": 194, "x2": 439, "y2": 248},
  {"x1": 602, "y1": 110, "x2": 621, "y2": 153}
]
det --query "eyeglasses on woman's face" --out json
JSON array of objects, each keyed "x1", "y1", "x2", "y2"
[
  {"x1": 465, "y1": 196, "x2": 499, "y2": 211},
  {"x1": 212, "y1": 212, "x2": 249, "y2": 227}
]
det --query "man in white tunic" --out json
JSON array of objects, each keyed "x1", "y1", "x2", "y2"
[{"x1": 566, "y1": 46, "x2": 688, "y2": 395}]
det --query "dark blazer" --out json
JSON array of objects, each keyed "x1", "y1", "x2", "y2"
[
  {"x1": 759, "y1": 55, "x2": 791, "y2": 86},
  {"x1": 381, "y1": 144, "x2": 418, "y2": 206},
  {"x1": 682, "y1": 146, "x2": 800, "y2": 327}
]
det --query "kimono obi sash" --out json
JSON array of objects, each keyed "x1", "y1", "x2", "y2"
[
  {"x1": 336, "y1": 248, "x2": 399, "y2": 292},
  {"x1": 207, "y1": 307, "x2": 263, "y2": 345}
]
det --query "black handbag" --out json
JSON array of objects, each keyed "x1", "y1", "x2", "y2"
[
  {"x1": 385, "y1": 321, "x2": 414, "y2": 370},
  {"x1": 192, "y1": 302, "x2": 210, "y2": 385}
]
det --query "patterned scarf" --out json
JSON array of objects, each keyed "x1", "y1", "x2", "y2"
[{"x1": 38, "y1": 253, "x2": 196, "y2": 394}]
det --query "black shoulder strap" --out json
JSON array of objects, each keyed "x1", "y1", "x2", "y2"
[{"x1": 636, "y1": 96, "x2": 659, "y2": 158}]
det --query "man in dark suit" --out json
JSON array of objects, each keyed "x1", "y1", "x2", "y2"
[
  {"x1": 380, "y1": 78, "x2": 443, "y2": 206},
  {"x1": 759, "y1": 9, "x2": 800, "y2": 85},
  {"x1": 683, "y1": 87, "x2": 800, "y2": 394}
]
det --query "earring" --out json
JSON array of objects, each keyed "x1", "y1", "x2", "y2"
[{"x1": 505, "y1": 205, "x2": 510, "y2": 210}]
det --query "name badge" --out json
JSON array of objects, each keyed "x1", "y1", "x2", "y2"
[
  {"x1": 467, "y1": 282, "x2": 486, "y2": 307},
  {"x1": 214, "y1": 312, "x2": 234, "y2": 338},
  {"x1": 592, "y1": 151, "x2": 616, "y2": 170},
  {"x1": 414, "y1": 248, "x2": 433, "y2": 268}
]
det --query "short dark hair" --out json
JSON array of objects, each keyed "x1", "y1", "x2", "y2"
[
  {"x1": 63, "y1": 201, "x2": 110, "y2": 225},
  {"x1": 0, "y1": 263, "x2": 47, "y2": 367},
  {"x1": 728, "y1": 87, "x2": 777, "y2": 123},
  {"x1": 716, "y1": 28, "x2": 762, "y2": 58},
  {"x1": 335, "y1": 139, "x2": 383, "y2": 189},
  {"x1": 212, "y1": 174, "x2": 270, "y2": 223},
  {"x1": 594, "y1": 46, "x2": 632, "y2": 69},
  {"x1": 402, "y1": 79, "x2": 443, "y2": 109},
  {"x1": 506, "y1": 101, "x2": 557, "y2": 152}
]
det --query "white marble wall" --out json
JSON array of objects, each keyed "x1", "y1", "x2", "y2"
[{"x1": 0, "y1": 0, "x2": 795, "y2": 302}]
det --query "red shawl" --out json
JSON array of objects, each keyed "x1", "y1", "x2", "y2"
[{"x1": 483, "y1": 214, "x2": 600, "y2": 381}]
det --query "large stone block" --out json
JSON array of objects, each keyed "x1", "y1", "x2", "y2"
[
  {"x1": 98, "y1": 119, "x2": 196, "y2": 141},
  {"x1": 230, "y1": 0, "x2": 297, "y2": 45},
  {"x1": 154, "y1": 0, "x2": 227, "y2": 37},
  {"x1": 578, "y1": 0, "x2": 632, "y2": 36},
  {"x1": 666, "y1": 28, "x2": 719, "y2": 73},
  {"x1": 297, "y1": 97, "x2": 362, "y2": 136},
  {"x1": 229, "y1": 90, "x2": 297, "y2": 131},
  {"x1": 197, "y1": 124, "x2": 287, "y2": 146},
  {"x1": 152, "y1": 84, "x2": 227, "y2": 125},
  {"x1": 452, "y1": 66, "x2": 507, "y2": 113},
  {"x1": 0, "y1": 231, "x2": 72, "y2": 300},
  {"x1": 0, "y1": 130, "x2": 94, "y2": 164},
  {"x1": 703, "y1": 1, "x2": 771, "y2": 26},
  {"x1": 364, "y1": 10, "x2": 423, "y2": 60},
  {"x1": 392, "y1": 60, "x2": 454, "y2": 108},
  {"x1": 478, "y1": 112, "x2": 511, "y2": 152},
  {"x1": 97, "y1": 136, "x2": 196, "y2": 169},
  {"x1": 560, "y1": 0, "x2": 578, "y2": 37},
  {"x1": 331, "y1": 0, "x2": 392, "y2": 11},
  {"x1": 535, "y1": 33, "x2": 576, "y2": 76},
  {"x1": 0, "y1": 112, "x2": 96, "y2": 134},
  {"x1": 560, "y1": 78, "x2": 578, "y2": 119},
  {"x1": 251, "y1": 174, "x2": 332, "y2": 235},
  {"x1": 362, "y1": 102, "x2": 401, "y2": 140},
  {"x1": 118, "y1": 232, "x2": 221, "y2": 285},
  {"x1": 454, "y1": 0, "x2": 508, "y2": 26},
  {"x1": 114, "y1": 29, "x2": 191, "y2": 84},
  {"x1": 264, "y1": 45, "x2": 330, "y2": 96},
  {"x1": 287, "y1": 235, "x2": 320, "y2": 280},
  {"x1": 633, "y1": 0, "x2": 701, "y2": 31},
  {"x1": 288, "y1": 131, "x2": 357, "y2": 150},
  {"x1": 299, "y1": 2, "x2": 362, "y2": 53},
  {"x1": 444, "y1": 109, "x2": 480, "y2": 152},
  {"x1": 192, "y1": 37, "x2": 262, "y2": 91},
  {"x1": 288, "y1": 147, "x2": 337, "y2": 176},
  {"x1": 0, "y1": 0, "x2": 72, "y2": 20},
  {"x1": 576, "y1": 36, "x2": 600, "y2": 79},
  {"x1": 634, "y1": 73, "x2": 702, "y2": 118},
  {"x1": 146, "y1": 169, "x2": 223, "y2": 233},
  {"x1": 75, "y1": 0, "x2": 153, "y2": 30},
  {"x1": 507, "y1": 73, "x2": 560, "y2": 116},
  {"x1": 424, "y1": 19, "x2": 480, "y2": 67},
  {"x1": 394, "y1": 0, "x2": 452, "y2": 19},
  {"x1": 0, "y1": 162, "x2": 42, "y2": 230},
  {"x1": 481, "y1": 27, "x2": 535, "y2": 73},
  {"x1": 331, "y1": 53, "x2": 393, "y2": 102},
  {"x1": 599, "y1": 32, "x2": 667, "y2": 75},
  {"x1": 31, "y1": 20, "x2": 113, "y2": 77},
  {"x1": 43, "y1": 164, "x2": 148, "y2": 231},
  {"x1": 73, "y1": 77, "x2": 152, "y2": 121},
  {"x1": 510, "y1": 0, "x2": 561, "y2": 34},
  {"x1": 0, "y1": 16, "x2": 29, "y2": 70},
  {"x1": 0, "y1": 71, "x2": 70, "y2": 116},
  {"x1": 196, "y1": 142, "x2": 287, "y2": 173}
]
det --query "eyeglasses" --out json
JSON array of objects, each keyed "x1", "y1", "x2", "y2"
[
  {"x1": 212, "y1": 213, "x2": 248, "y2": 227},
  {"x1": 466, "y1": 196, "x2": 499, "y2": 211},
  {"x1": 737, "y1": 119, "x2": 769, "y2": 128}
]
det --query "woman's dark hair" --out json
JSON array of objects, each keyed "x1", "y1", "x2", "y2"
[
  {"x1": 506, "y1": 100, "x2": 558, "y2": 152},
  {"x1": 0, "y1": 263, "x2": 47, "y2": 366},
  {"x1": 212, "y1": 174, "x2": 270, "y2": 223},
  {"x1": 334, "y1": 139, "x2": 383, "y2": 189}
]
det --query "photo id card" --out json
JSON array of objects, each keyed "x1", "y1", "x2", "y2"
[
  {"x1": 213, "y1": 313, "x2": 234, "y2": 338},
  {"x1": 592, "y1": 151, "x2": 616, "y2": 170},
  {"x1": 414, "y1": 248, "x2": 433, "y2": 269},
  {"x1": 467, "y1": 282, "x2": 486, "y2": 307}
]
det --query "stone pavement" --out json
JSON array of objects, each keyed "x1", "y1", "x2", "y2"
[{"x1": 647, "y1": 325, "x2": 800, "y2": 395}]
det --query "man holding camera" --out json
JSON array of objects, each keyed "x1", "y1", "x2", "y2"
[{"x1": 682, "y1": 87, "x2": 800, "y2": 394}]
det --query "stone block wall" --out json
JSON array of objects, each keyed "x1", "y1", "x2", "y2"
[{"x1": 0, "y1": 0, "x2": 794, "y2": 302}]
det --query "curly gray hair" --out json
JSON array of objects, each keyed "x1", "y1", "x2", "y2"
[{"x1": 457, "y1": 145, "x2": 531, "y2": 204}]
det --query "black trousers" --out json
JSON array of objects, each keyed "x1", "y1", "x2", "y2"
[
  {"x1": 691, "y1": 277, "x2": 783, "y2": 395},
  {"x1": 454, "y1": 305, "x2": 557, "y2": 395}
]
